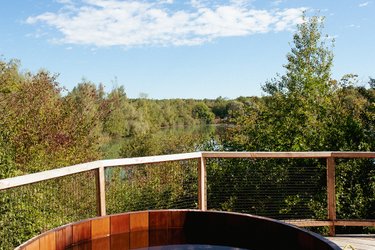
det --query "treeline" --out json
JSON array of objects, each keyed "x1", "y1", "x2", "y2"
[{"x1": 0, "y1": 61, "x2": 250, "y2": 177}]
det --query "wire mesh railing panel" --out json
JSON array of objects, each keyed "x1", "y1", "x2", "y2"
[
  {"x1": 336, "y1": 158, "x2": 375, "y2": 220},
  {"x1": 0, "y1": 170, "x2": 97, "y2": 249},
  {"x1": 206, "y1": 158, "x2": 327, "y2": 220},
  {"x1": 106, "y1": 160, "x2": 198, "y2": 214}
]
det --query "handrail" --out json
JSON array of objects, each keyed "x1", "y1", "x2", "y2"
[
  {"x1": 0, "y1": 152, "x2": 202, "y2": 190},
  {"x1": 2, "y1": 151, "x2": 375, "y2": 190},
  {"x1": 1, "y1": 151, "x2": 374, "y2": 236},
  {"x1": 202, "y1": 151, "x2": 375, "y2": 158},
  {"x1": 101, "y1": 152, "x2": 202, "y2": 167},
  {"x1": 0, "y1": 161, "x2": 104, "y2": 191}
]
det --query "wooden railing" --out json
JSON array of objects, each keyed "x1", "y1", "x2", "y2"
[{"x1": 1, "y1": 151, "x2": 374, "y2": 236}]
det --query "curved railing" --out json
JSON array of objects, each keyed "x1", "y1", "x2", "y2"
[{"x1": 1, "y1": 151, "x2": 374, "y2": 248}]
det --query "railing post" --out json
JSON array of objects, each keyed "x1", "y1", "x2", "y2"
[
  {"x1": 95, "y1": 166, "x2": 106, "y2": 216},
  {"x1": 326, "y1": 157, "x2": 336, "y2": 236},
  {"x1": 198, "y1": 156, "x2": 207, "y2": 211}
]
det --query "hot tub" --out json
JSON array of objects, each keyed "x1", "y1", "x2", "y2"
[{"x1": 17, "y1": 210, "x2": 340, "y2": 250}]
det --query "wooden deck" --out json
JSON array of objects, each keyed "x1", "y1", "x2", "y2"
[{"x1": 326, "y1": 235, "x2": 375, "y2": 250}]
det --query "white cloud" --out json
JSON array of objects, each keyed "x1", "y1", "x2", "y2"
[
  {"x1": 158, "y1": 0, "x2": 174, "y2": 4},
  {"x1": 274, "y1": 8, "x2": 305, "y2": 32},
  {"x1": 271, "y1": 0, "x2": 283, "y2": 6},
  {"x1": 190, "y1": 0, "x2": 204, "y2": 9},
  {"x1": 348, "y1": 24, "x2": 361, "y2": 28},
  {"x1": 359, "y1": 1, "x2": 370, "y2": 7},
  {"x1": 27, "y1": 0, "x2": 306, "y2": 48},
  {"x1": 55, "y1": 0, "x2": 73, "y2": 4}
]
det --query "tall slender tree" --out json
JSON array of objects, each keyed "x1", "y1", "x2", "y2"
[
  {"x1": 263, "y1": 15, "x2": 334, "y2": 97},
  {"x1": 229, "y1": 14, "x2": 336, "y2": 151}
]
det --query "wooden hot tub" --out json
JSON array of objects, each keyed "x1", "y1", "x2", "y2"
[{"x1": 17, "y1": 210, "x2": 341, "y2": 250}]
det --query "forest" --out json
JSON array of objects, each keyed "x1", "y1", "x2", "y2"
[{"x1": 0, "y1": 15, "x2": 374, "y2": 248}]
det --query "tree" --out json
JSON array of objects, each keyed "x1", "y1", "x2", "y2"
[
  {"x1": 263, "y1": 15, "x2": 334, "y2": 97},
  {"x1": 0, "y1": 59, "x2": 23, "y2": 94},
  {"x1": 369, "y1": 77, "x2": 375, "y2": 89},
  {"x1": 0, "y1": 63, "x2": 105, "y2": 248},
  {"x1": 228, "y1": 14, "x2": 335, "y2": 151},
  {"x1": 103, "y1": 86, "x2": 128, "y2": 137},
  {"x1": 211, "y1": 97, "x2": 229, "y2": 119},
  {"x1": 65, "y1": 81, "x2": 105, "y2": 160},
  {"x1": 192, "y1": 102, "x2": 215, "y2": 124}
]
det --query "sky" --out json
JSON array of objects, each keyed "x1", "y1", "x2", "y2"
[{"x1": 0, "y1": 0, "x2": 374, "y2": 99}]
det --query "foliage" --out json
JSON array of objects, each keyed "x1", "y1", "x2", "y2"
[
  {"x1": 0, "y1": 63, "x2": 104, "y2": 248},
  {"x1": 103, "y1": 86, "x2": 130, "y2": 137},
  {"x1": 192, "y1": 102, "x2": 215, "y2": 124},
  {"x1": 120, "y1": 125, "x2": 214, "y2": 157},
  {"x1": 225, "y1": 14, "x2": 374, "y2": 232},
  {"x1": 210, "y1": 97, "x2": 229, "y2": 119}
]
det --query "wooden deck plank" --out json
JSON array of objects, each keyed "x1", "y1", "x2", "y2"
[{"x1": 326, "y1": 235, "x2": 375, "y2": 250}]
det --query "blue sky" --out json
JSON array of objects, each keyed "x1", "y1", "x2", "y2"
[{"x1": 1, "y1": 0, "x2": 374, "y2": 99}]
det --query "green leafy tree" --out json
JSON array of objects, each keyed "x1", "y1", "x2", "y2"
[
  {"x1": 211, "y1": 97, "x2": 229, "y2": 119},
  {"x1": 229, "y1": 14, "x2": 335, "y2": 151},
  {"x1": 368, "y1": 77, "x2": 375, "y2": 89},
  {"x1": 0, "y1": 63, "x2": 105, "y2": 248},
  {"x1": 0, "y1": 58, "x2": 23, "y2": 94},
  {"x1": 103, "y1": 86, "x2": 129, "y2": 137},
  {"x1": 263, "y1": 15, "x2": 333, "y2": 97},
  {"x1": 64, "y1": 80, "x2": 105, "y2": 161},
  {"x1": 192, "y1": 102, "x2": 215, "y2": 124}
]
